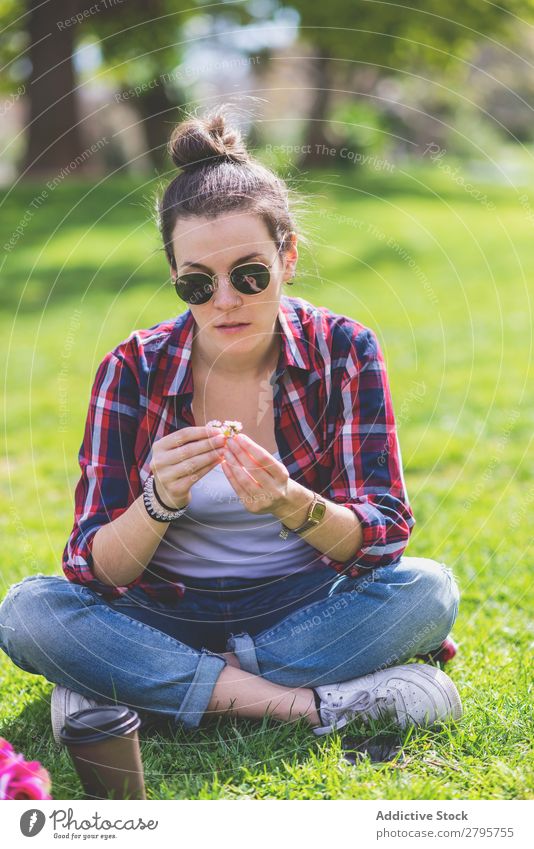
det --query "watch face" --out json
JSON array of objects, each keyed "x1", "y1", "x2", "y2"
[{"x1": 311, "y1": 500, "x2": 326, "y2": 521}]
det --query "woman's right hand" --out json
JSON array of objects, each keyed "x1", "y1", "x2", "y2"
[{"x1": 149, "y1": 425, "x2": 227, "y2": 509}]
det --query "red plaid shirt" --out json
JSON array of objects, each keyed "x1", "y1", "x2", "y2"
[{"x1": 62, "y1": 295, "x2": 415, "y2": 600}]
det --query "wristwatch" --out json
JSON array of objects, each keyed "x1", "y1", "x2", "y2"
[
  {"x1": 142, "y1": 474, "x2": 189, "y2": 523},
  {"x1": 279, "y1": 493, "x2": 327, "y2": 539}
]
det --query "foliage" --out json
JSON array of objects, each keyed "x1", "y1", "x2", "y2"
[
  {"x1": 0, "y1": 0, "x2": 29, "y2": 94},
  {"x1": 288, "y1": 0, "x2": 534, "y2": 66}
]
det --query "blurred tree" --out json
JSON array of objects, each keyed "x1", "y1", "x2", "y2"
[
  {"x1": 288, "y1": 0, "x2": 534, "y2": 166},
  {"x1": 87, "y1": 0, "x2": 192, "y2": 172},
  {"x1": 89, "y1": 0, "x2": 251, "y2": 170},
  {"x1": 0, "y1": 0, "x2": 251, "y2": 176},
  {"x1": 19, "y1": 0, "x2": 87, "y2": 176}
]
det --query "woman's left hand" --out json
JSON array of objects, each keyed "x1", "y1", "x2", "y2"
[{"x1": 221, "y1": 433, "x2": 292, "y2": 515}]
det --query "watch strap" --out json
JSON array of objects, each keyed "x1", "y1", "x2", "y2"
[{"x1": 279, "y1": 493, "x2": 326, "y2": 539}]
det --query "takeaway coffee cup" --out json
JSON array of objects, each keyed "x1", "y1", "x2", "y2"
[{"x1": 59, "y1": 705, "x2": 146, "y2": 800}]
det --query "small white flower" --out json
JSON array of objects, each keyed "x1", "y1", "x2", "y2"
[{"x1": 222, "y1": 420, "x2": 243, "y2": 437}]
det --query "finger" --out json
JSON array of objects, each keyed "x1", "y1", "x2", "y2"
[
  {"x1": 221, "y1": 457, "x2": 256, "y2": 500},
  {"x1": 222, "y1": 453, "x2": 261, "y2": 489},
  {"x1": 234, "y1": 433, "x2": 280, "y2": 468},
  {"x1": 163, "y1": 445, "x2": 224, "y2": 470},
  {"x1": 167, "y1": 425, "x2": 225, "y2": 451},
  {"x1": 177, "y1": 455, "x2": 223, "y2": 489},
  {"x1": 157, "y1": 453, "x2": 221, "y2": 502},
  {"x1": 226, "y1": 435, "x2": 278, "y2": 476},
  {"x1": 168, "y1": 448, "x2": 224, "y2": 478},
  {"x1": 220, "y1": 462, "x2": 248, "y2": 504},
  {"x1": 192, "y1": 453, "x2": 224, "y2": 481},
  {"x1": 222, "y1": 459, "x2": 272, "y2": 513},
  {"x1": 167, "y1": 433, "x2": 226, "y2": 464}
]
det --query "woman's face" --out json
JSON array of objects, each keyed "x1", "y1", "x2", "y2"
[{"x1": 170, "y1": 212, "x2": 297, "y2": 366}]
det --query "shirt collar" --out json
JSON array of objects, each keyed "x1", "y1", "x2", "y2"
[{"x1": 162, "y1": 295, "x2": 311, "y2": 398}]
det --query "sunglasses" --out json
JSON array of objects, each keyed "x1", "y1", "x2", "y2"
[{"x1": 173, "y1": 245, "x2": 284, "y2": 305}]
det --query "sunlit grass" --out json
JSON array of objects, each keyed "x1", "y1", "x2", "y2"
[{"x1": 0, "y1": 161, "x2": 532, "y2": 799}]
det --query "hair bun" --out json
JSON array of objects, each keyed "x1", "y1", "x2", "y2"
[{"x1": 168, "y1": 106, "x2": 250, "y2": 171}]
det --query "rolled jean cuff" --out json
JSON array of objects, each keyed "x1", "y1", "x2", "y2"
[
  {"x1": 174, "y1": 649, "x2": 227, "y2": 730},
  {"x1": 226, "y1": 631, "x2": 260, "y2": 675}
]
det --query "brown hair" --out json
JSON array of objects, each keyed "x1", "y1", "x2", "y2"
[{"x1": 156, "y1": 103, "x2": 310, "y2": 280}]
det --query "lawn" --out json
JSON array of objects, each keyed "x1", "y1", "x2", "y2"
[{"x1": 0, "y1": 159, "x2": 532, "y2": 799}]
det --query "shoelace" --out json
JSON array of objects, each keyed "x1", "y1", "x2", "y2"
[{"x1": 320, "y1": 687, "x2": 399, "y2": 728}]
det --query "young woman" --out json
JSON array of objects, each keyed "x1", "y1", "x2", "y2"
[{"x1": 0, "y1": 106, "x2": 462, "y2": 745}]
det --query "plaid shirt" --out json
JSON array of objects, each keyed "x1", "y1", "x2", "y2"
[{"x1": 62, "y1": 295, "x2": 416, "y2": 600}]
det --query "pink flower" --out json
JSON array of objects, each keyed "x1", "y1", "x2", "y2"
[
  {"x1": 0, "y1": 738, "x2": 52, "y2": 800},
  {"x1": 0, "y1": 737, "x2": 16, "y2": 765}
]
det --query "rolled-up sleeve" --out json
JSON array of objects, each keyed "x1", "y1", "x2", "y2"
[
  {"x1": 317, "y1": 326, "x2": 416, "y2": 575},
  {"x1": 62, "y1": 348, "x2": 142, "y2": 598}
]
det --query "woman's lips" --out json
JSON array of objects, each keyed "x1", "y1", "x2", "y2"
[{"x1": 216, "y1": 323, "x2": 250, "y2": 333}]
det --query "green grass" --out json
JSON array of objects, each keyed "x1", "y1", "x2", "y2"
[{"x1": 0, "y1": 160, "x2": 532, "y2": 799}]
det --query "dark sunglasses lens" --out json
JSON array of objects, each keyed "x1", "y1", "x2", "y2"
[
  {"x1": 231, "y1": 263, "x2": 270, "y2": 295},
  {"x1": 175, "y1": 273, "x2": 214, "y2": 304}
]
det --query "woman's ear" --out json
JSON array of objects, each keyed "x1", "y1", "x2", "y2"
[{"x1": 283, "y1": 231, "x2": 298, "y2": 283}]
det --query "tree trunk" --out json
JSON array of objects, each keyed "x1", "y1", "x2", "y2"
[
  {"x1": 137, "y1": 84, "x2": 178, "y2": 173},
  {"x1": 22, "y1": 0, "x2": 86, "y2": 178},
  {"x1": 297, "y1": 51, "x2": 338, "y2": 168}
]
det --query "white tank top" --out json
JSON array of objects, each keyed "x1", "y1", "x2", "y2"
[{"x1": 149, "y1": 451, "x2": 322, "y2": 578}]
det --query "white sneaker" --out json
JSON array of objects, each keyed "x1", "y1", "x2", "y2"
[
  {"x1": 312, "y1": 663, "x2": 462, "y2": 736},
  {"x1": 51, "y1": 684, "x2": 111, "y2": 746}
]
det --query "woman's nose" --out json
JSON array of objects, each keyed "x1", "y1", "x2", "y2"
[{"x1": 212, "y1": 275, "x2": 242, "y2": 307}]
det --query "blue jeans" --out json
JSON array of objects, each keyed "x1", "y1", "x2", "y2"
[{"x1": 0, "y1": 556, "x2": 459, "y2": 731}]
